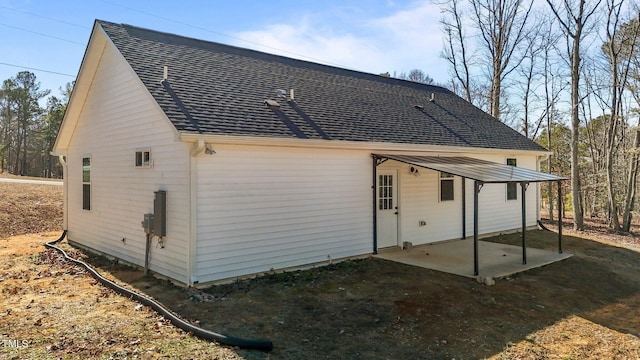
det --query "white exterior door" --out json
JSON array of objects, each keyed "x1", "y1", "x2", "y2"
[{"x1": 377, "y1": 170, "x2": 398, "y2": 248}]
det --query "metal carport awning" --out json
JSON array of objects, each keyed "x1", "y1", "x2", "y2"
[
  {"x1": 374, "y1": 154, "x2": 563, "y2": 183},
  {"x1": 372, "y1": 154, "x2": 568, "y2": 277}
]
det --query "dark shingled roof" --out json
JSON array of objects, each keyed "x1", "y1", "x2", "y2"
[{"x1": 98, "y1": 20, "x2": 547, "y2": 152}]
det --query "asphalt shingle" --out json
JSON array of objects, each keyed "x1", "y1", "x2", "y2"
[{"x1": 98, "y1": 20, "x2": 547, "y2": 152}]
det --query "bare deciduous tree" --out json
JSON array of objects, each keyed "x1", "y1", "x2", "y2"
[
  {"x1": 439, "y1": 0, "x2": 475, "y2": 104},
  {"x1": 470, "y1": 0, "x2": 533, "y2": 120},
  {"x1": 601, "y1": 0, "x2": 637, "y2": 230},
  {"x1": 546, "y1": 0, "x2": 602, "y2": 231},
  {"x1": 610, "y1": 11, "x2": 640, "y2": 232}
]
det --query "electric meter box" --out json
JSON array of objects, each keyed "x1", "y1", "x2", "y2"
[
  {"x1": 153, "y1": 190, "x2": 167, "y2": 237},
  {"x1": 142, "y1": 213, "x2": 153, "y2": 234}
]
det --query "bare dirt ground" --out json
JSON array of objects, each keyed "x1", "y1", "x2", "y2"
[
  {"x1": 2, "y1": 179, "x2": 640, "y2": 359},
  {"x1": 0, "y1": 181, "x2": 63, "y2": 237}
]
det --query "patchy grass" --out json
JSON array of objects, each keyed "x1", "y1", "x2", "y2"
[
  {"x1": 0, "y1": 232, "x2": 241, "y2": 359},
  {"x1": 1, "y1": 180, "x2": 640, "y2": 359}
]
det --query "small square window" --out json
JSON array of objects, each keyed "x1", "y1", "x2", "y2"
[{"x1": 135, "y1": 150, "x2": 151, "y2": 167}]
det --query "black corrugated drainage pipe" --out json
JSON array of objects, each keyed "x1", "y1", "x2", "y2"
[
  {"x1": 45, "y1": 231, "x2": 273, "y2": 351},
  {"x1": 537, "y1": 219, "x2": 552, "y2": 232}
]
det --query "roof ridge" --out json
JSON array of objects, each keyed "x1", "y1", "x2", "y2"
[{"x1": 96, "y1": 19, "x2": 449, "y2": 93}]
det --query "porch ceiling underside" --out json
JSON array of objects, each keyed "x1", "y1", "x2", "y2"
[{"x1": 374, "y1": 154, "x2": 566, "y2": 183}]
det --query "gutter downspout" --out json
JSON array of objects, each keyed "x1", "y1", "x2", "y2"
[
  {"x1": 188, "y1": 140, "x2": 206, "y2": 286},
  {"x1": 191, "y1": 139, "x2": 206, "y2": 157},
  {"x1": 58, "y1": 155, "x2": 68, "y2": 230}
]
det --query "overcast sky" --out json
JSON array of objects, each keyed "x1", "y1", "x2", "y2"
[{"x1": 0, "y1": 0, "x2": 450, "y2": 99}]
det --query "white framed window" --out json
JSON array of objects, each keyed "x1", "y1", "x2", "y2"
[
  {"x1": 82, "y1": 156, "x2": 91, "y2": 210},
  {"x1": 135, "y1": 149, "x2": 151, "y2": 168},
  {"x1": 506, "y1": 158, "x2": 517, "y2": 201},
  {"x1": 440, "y1": 172, "x2": 454, "y2": 202}
]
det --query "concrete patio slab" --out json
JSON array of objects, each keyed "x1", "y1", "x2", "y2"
[{"x1": 375, "y1": 239, "x2": 573, "y2": 279}]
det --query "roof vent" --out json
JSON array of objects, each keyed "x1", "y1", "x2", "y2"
[
  {"x1": 289, "y1": 88, "x2": 295, "y2": 101},
  {"x1": 264, "y1": 99, "x2": 280, "y2": 109},
  {"x1": 429, "y1": 92, "x2": 435, "y2": 102},
  {"x1": 163, "y1": 65, "x2": 168, "y2": 81},
  {"x1": 275, "y1": 89, "x2": 287, "y2": 99},
  {"x1": 414, "y1": 105, "x2": 424, "y2": 110}
]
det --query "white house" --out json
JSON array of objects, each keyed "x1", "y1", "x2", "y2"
[{"x1": 53, "y1": 20, "x2": 562, "y2": 286}]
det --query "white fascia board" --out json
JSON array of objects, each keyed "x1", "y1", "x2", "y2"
[{"x1": 178, "y1": 133, "x2": 552, "y2": 157}]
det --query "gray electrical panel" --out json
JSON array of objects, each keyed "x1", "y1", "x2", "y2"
[{"x1": 153, "y1": 190, "x2": 167, "y2": 237}]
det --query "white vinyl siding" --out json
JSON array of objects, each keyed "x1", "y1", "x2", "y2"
[
  {"x1": 65, "y1": 41, "x2": 191, "y2": 283},
  {"x1": 194, "y1": 145, "x2": 373, "y2": 283},
  {"x1": 379, "y1": 160, "x2": 460, "y2": 245}
]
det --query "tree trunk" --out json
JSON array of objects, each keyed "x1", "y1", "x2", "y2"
[
  {"x1": 605, "y1": 71, "x2": 621, "y2": 231},
  {"x1": 570, "y1": 34, "x2": 584, "y2": 230},
  {"x1": 20, "y1": 130, "x2": 27, "y2": 176},
  {"x1": 622, "y1": 130, "x2": 640, "y2": 232},
  {"x1": 548, "y1": 181, "x2": 554, "y2": 222},
  {"x1": 13, "y1": 128, "x2": 22, "y2": 176},
  {"x1": 544, "y1": 41, "x2": 554, "y2": 222},
  {"x1": 491, "y1": 67, "x2": 501, "y2": 119},
  {"x1": 546, "y1": 0, "x2": 602, "y2": 230}
]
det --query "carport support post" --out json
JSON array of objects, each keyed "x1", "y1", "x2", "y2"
[
  {"x1": 520, "y1": 182, "x2": 529, "y2": 265},
  {"x1": 558, "y1": 180, "x2": 563, "y2": 254},
  {"x1": 473, "y1": 180, "x2": 481, "y2": 276},
  {"x1": 372, "y1": 155, "x2": 378, "y2": 254},
  {"x1": 462, "y1": 178, "x2": 466, "y2": 239}
]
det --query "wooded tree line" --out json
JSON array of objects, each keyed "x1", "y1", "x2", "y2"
[
  {"x1": 428, "y1": 0, "x2": 640, "y2": 233},
  {"x1": 0, "y1": 71, "x2": 69, "y2": 179}
]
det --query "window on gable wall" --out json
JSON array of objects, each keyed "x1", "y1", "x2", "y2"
[
  {"x1": 82, "y1": 157, "x2": 91, "y2": 210},
  {"x1": 440, "y1": 172, "x2": 454, "y2": 201},
  {"x1": 135, "y1": 150, "x2": 151, "y2": 167},
  {"x1": 506, "y1": 158, "x2": 517, "y2": 200}
]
